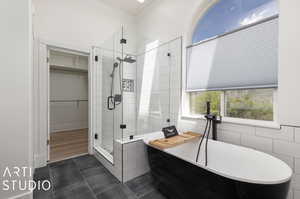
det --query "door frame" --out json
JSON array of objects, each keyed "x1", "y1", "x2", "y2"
[{"x1": 33, "y1": 39, "x2": 94, "y2": 167}]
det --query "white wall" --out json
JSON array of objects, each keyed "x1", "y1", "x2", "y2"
[
  {"x1": 33, "y1": 0, "x2": 137, "y2": 52},
  {"x1": 135, "y1": 0, "x2": 300, "y2": 198},
  {"x1": 278, "y1": 0, "x2": 300, "y2": 126},
  {"x1": 136, "y1": 0, "x2": 214, "y2": 52},
  {"x1": 33, "y1": 0, "x2": 138, "y2": 168},
  {"x1": 0, "y1": 0, "x2": 33, "y2": 199},
  {"x1": 50, "y1": 70, "x2": 88, "y2": 132}
]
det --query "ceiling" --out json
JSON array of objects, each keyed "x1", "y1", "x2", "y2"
[{"x1": 98, "y1": 0, "x2": 155, "y2": 15}]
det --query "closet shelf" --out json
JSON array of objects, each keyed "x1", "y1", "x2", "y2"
[{"x1": 50, "y1": 64, "x2": 88, "y2": 73}]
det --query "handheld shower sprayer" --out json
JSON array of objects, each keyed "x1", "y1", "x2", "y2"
[{"x1": 107, "y1": 55, "x2": 137, "y2": 111}]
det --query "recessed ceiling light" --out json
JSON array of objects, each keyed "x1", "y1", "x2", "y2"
[{"x1": 137, "y1": 0, "x2": 145, "y2": 3}]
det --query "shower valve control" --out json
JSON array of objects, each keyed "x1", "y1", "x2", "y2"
[{"x1": 120, "y1": 124, "x2": 127, "y2": 129}]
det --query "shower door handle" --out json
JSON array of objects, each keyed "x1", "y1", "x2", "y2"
[{"x1": 107, "y1": 96, "x2": 115, "y2": 110}]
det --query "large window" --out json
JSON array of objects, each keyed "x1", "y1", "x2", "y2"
[
  {"x1": 186, "y1": 0, "x2": 278, "y2": 123},
  {"x1": 192, "y1": 0, "x2": 278, "y2": 43},
  {"x1": 189, "y1": 89, "x2": 274, "y2": 121}
]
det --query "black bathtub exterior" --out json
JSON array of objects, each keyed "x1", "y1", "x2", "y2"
[{"x1": 147, "y1": 146, "x2": 290, "y2": 199}]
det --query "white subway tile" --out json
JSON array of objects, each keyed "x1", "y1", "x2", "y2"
[
  {"x1": 294, "y1": 189, "x2": 300, "y2": 199},
  {"x1": 241, "y1": 135, "x2": 273, "y2": 152},
  {"x1": 218, "y1": 130, "x2": 241, "y2": 145},
  {"x1": 287, "y1": 188, "x2": 294, "y2": 199},
  {"x1": 255, "y1": 126, "x2": 294, "y2": 141},
  {"x1": 295, "y1": 128, "x2": 300, "y2": 143},
  {"x1": 218, "y1": 123, "x2": 255, "y2": 135},
  {"x1": 274, "y1": 140, "x2": 300, "y2": 158},
  {"x1": 295, "y1": 158, "x2": 300, "y2": 174},
  {"x1": 292, "y1": 174, "x2": 300, "y2": 190}
]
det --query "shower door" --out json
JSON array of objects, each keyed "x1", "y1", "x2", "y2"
[{"x1": 91, "y1": 47, "x2": 121, "y2": 163}]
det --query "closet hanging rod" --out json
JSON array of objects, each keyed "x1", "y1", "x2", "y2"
[{"x1": 50, "y1": 100, "x2": 88, "y2": 102}]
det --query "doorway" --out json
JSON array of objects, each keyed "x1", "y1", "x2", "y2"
[{"x1": 48, "y1": 48, "x2": 89, "y2": 162}]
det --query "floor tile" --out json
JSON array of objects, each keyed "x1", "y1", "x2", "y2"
[
  {"x1": 125, "y1": 173, "x2": 156, "y2": 198},
  {"x1": 34, "y1": 166, "x2": 50, "y2": 181},
  {"x1": 34, "y1": 155, "x2": 166, "y2": 199},
  {"x1": 53, "y1": 182, "x2": 96, "y2": 199},
  {"x1": 49, "y1": 160, "x2": 83, "y2": 191},
  {"x1": 33, "y1": 188, "x2": 53, "y2": 199},
  {"x1": 139, "y1": 190, "x2": 167, "y2": 199},
  {"x1": 96, "y1": 184, "x2": 137, "y2": 199},
  {"x1": 49, "y1": 159, "x2": 74, "y2": 168},
  {"x1": 81, "y1": 166, "x2": 108, "y2": 179},
  {"x1": 73, "y1": 155, "x2": 103, "y2": 171},
  {"x1": 85, "y1": 170, "x2": 120, "y2": 195}
]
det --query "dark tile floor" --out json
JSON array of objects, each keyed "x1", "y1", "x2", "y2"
[{"x1": 33, "y1": 155, "x2": 167, "y2": 199}]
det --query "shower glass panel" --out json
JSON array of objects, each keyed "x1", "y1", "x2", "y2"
[
  {"x1": 135, "y1": 38, "x2": 182, "y2": 137},
  {"x1": 93, "y1": 27, "x2": 137, "y2": 162}
]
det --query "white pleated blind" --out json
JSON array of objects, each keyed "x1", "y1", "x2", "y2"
[{"x1": 186, "y1": 17, "x2": 278, "y2": 92}]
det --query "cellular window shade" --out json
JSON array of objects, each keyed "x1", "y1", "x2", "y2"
[{"x1": 186, "y1": 18, "x2": 278, "y2": 92}]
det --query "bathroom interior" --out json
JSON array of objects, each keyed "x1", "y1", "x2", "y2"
[{"x1": 2, "y1": 0, "x2": 300, "y2": 199}]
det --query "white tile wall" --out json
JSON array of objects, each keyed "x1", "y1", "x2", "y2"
[
  {"x1": 218, "y1": 123, "x2": 255, "y2": 135},
  {"x1": 241, "y1": 134, "x2": 273, "y2": 152},
  {"x1": 292, "y1": 174, "x2": 300, "y2": 190},
  {"x1": 295, "y1": 128, "x2": 300, "y2": 143},
  {"x1": 218, "y1": 130, "x2": 241, "y2": 145},
  {"x1": 122, "y1": 140, "x2": 150, "y2": 182},
  {"x1": 294, "y1": 189, "x2": 300, "y2": 199},
  {"x1": 295, "y1": 158, "x2": 300, "y2": 174},
  {"x1": 273, "y1": 140, "x2": 300, "y2": 158},
  {"x1": 256, "y1": 126, "x2": 294, "y2": 141}
]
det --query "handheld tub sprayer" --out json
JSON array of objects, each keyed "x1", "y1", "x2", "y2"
[{"x1": 195, "y1": 101, "x2": 222, "y2": 166}]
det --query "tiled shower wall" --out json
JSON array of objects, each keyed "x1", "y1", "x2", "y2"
[
  {"x1": 177, "y1": 119, "x2": 300, "y2": 199},
  {"x1": 101, "y1": 52, "x2": 137, "y2": 149}
]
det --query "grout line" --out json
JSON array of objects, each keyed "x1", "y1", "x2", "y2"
[{"x1": 76, "y1": 159, "x2": 104, "y2": 199}]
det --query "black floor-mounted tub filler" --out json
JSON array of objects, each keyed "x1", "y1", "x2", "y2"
[{"x1": 143, "y1": 132, "x2": 292, "y2": 199}]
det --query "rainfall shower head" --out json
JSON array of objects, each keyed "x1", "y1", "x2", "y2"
[{"x1": 116, "y1": 55, "x2": 136, "y2": 63}]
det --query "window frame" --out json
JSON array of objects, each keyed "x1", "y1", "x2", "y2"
[{"x1": 182, "y1": 89, "x2": 279, "y2": 129}]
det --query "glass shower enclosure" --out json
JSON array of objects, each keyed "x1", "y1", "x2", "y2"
[
  {"x1": 91, "y1": 27, "x2": 182, "y2": 163},
  {"x1": 91, "y1": 27, "x2": 137, "y2": 163}
]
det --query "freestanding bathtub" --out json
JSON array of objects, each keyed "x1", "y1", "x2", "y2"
[{"x1": 143, "y1": 132, "x2": 292, "y2": 199}]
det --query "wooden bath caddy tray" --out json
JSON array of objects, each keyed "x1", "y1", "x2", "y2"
[{"x1": 149, "y1": 132, "x2": 202, "y2": 150}]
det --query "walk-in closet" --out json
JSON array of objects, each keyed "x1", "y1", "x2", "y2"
[{"x1": 49, "y1": 49, "x2": 89, "y2": 162}]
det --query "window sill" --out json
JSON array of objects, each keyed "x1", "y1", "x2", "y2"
[{"x1": 181, "y1": 115, "x2": 281, "y2": 129}]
